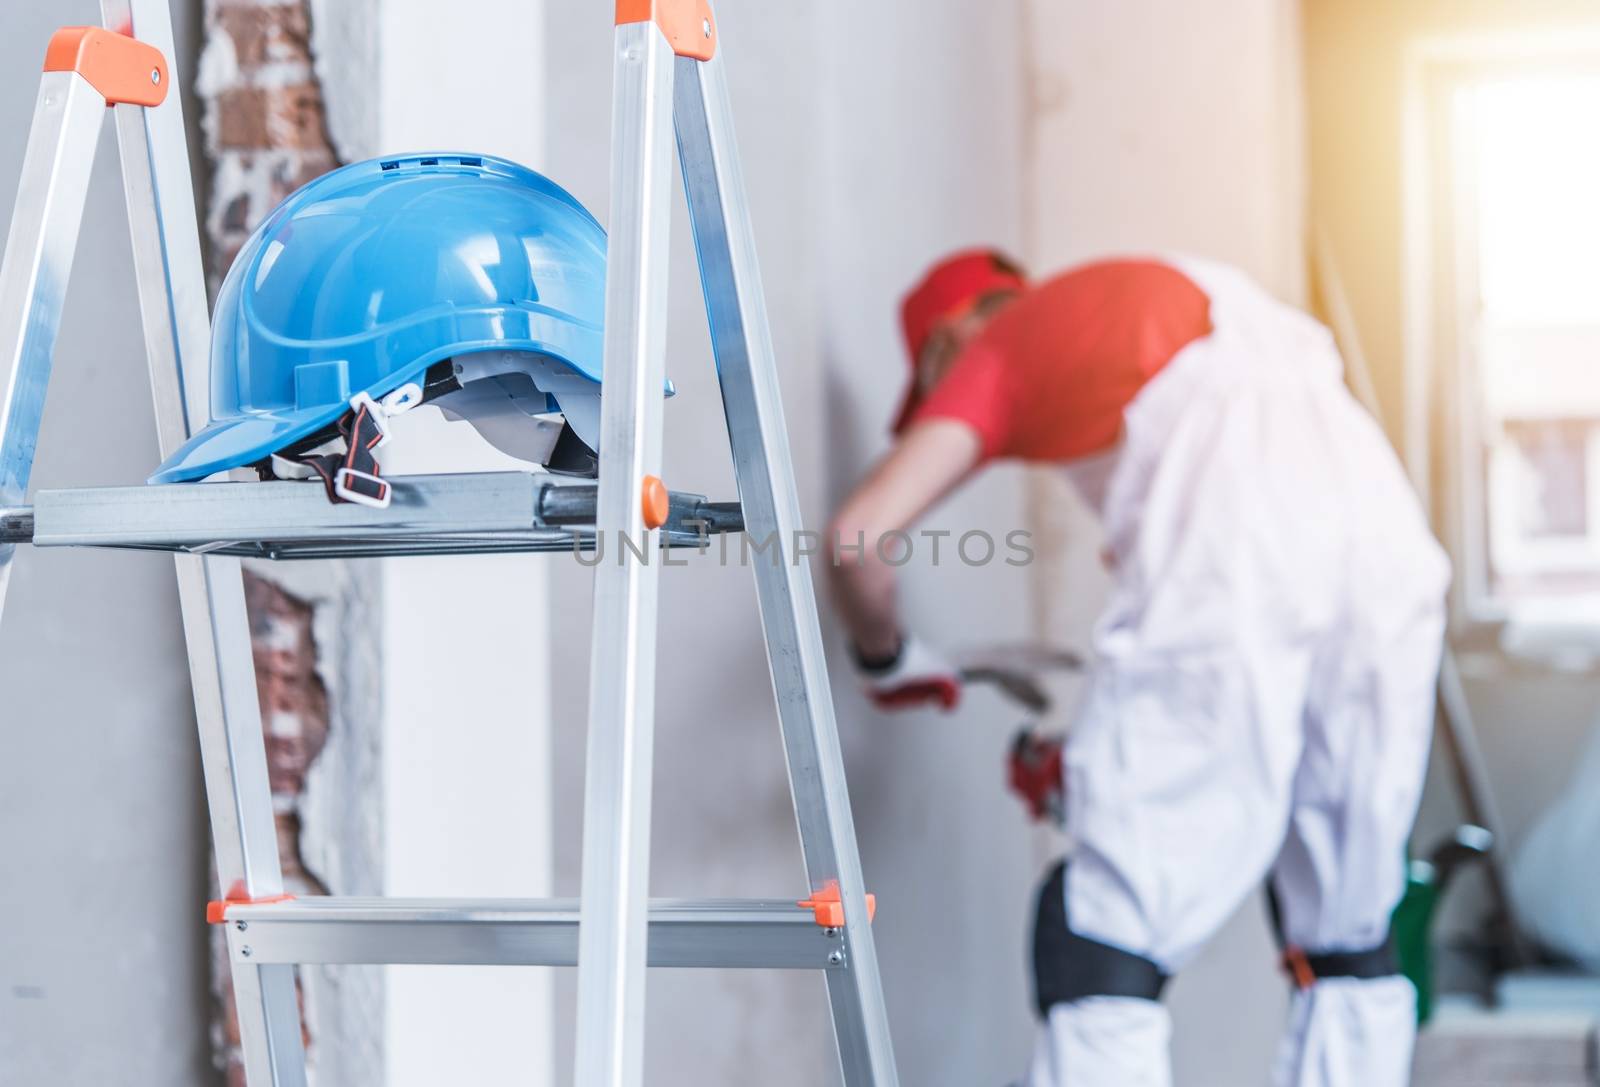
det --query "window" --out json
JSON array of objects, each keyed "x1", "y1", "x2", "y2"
[{"x1": 1444, "y1": 69, "x2": 1600, "y2": 622}]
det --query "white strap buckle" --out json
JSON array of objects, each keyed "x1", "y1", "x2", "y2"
[
  {"x1": 348, "y1": 392, "x2": 393, "y2": 448},
  {"x1": 381, "y1": 382, "x2": 424, "y2": 415},
  {"x1": 334, "y1": 467, "x2": 392, "y2": 510},
  {"x1": 348, "y1": 383, "x2": 422, "y2": 450}
]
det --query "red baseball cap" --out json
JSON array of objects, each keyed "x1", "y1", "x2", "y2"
[{"x1": 893, "y1": 249, "x2": 1026, "y2": 433}]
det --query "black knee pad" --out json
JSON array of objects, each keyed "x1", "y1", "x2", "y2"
[
  {"x1": 1265, "y1": 886, "x2": 1401, "y2": 988},
  {"x1": 1033, "y1": 861, "x2": 1169, "y2": 1015}
]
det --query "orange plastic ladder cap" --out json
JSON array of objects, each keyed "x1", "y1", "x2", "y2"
[
  {"x1": 206, "y1": 891, "x2": 295, "y2": 925},
  {"x1": 615, "y1": 0, "x2": 716, "y2": 61},
  {"x1": 799, "y1": 885, "x2": 877, "y2": 928},
  {"x1": 44, "y1": 27, "x2": 169, "y2": 108},
  {"x1": 641, "y1": 475, "x2": 670, "y2": 530}
]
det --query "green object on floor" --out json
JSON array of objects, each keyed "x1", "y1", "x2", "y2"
[
  {"x1": 1394, "y1": 826, "x2": 1494, "y2": 1025},
  {"x1": 1394, "y1": 860, "x2": 1440, "y2": 1023}
]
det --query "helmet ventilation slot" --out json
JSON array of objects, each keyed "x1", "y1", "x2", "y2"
[{"x1": 380, "y1": 157, "x2": 483, "y2": 173}]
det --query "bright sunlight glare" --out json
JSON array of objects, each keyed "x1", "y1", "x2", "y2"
[{"x1": 1473, "y1": 74, "x2": 1600, "y2": 325}]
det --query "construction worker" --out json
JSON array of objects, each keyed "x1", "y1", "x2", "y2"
[{"x1": 827, "y1": 251, "x2": 1450, "y2": 1087}]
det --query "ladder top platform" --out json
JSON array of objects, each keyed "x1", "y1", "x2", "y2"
[{"x1": 0, "y1": 472, "x2": 743, "y2": 560}]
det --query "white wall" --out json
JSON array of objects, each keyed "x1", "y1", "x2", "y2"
[
  {"x1": 366, "y1": 3, "x2": 557, "y2": 1084},
  {"x1": 0, "y1": 1, "x2": 217, "y2": 1084}
]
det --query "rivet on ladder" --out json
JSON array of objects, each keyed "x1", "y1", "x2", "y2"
[{"x1": 641, "y1": 475, "x2": 669, "y2": 530}]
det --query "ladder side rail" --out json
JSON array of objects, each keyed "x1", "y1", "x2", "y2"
[
  {"x1": 0, "y1": 71, "x2": 106, "y2": 615},
  {"x1": 574, "y1": 19, "x2": 679, "y2": 1087},
  {"x1": 103, "y1": 0, "x2": 212, "y2": 435},
  {"x1": 102, "y1": 2, "x2": 307, "y2": 1082},
  {"x1": 673, "y1": 50, "x2": 900, "y2": 1087}
]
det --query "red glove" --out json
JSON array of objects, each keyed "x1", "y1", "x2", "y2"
[
  {"x1": 1008, "y1": 729, "x2": 1064, "y2": 825},
  {"x1": 855, "y1": 635, "x2": 961, "y2": 711}
]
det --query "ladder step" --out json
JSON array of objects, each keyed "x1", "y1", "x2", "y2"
[
  {"x1": 19, "y1": 472, "x2": 742, "y2": 559},
  {"x1": 218, "y1": 897, "x2": 846, "y2": 970}
]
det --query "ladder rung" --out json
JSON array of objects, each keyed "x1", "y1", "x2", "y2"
[
  {"x1": 219, "y1": 897, "x2": 846, "y2": 970},
  {"x1": 20, "y1": 472, "x2": 743, "y2": 559}
]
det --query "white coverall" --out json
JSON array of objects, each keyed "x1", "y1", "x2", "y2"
[{"x1": 1024, "y1": 258, "x2": 1450, "y2": 1087}]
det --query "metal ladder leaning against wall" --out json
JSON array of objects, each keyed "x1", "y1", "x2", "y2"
[{"x1": 0, "y1": 2, "x2": 899, "y2": 1084}]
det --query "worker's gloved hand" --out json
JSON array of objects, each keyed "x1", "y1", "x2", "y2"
[{"x1": 853, "y1": 635, "x2": 961, "y2": 711}]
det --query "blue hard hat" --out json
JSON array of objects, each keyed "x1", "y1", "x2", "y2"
[{"x1": 150, "y1": 153, "x2": 612, "y2": 484}]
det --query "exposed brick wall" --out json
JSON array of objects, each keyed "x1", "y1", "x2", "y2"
[
  {"x1": 198, "y1": 0, "x2": 338, "y2": 285},
  {"x1": 198, "y1": 1, "x2": 342, "y2": 1080},
  {"x1": 246, "y1": 575, "x2": 333, "y2": 893}
]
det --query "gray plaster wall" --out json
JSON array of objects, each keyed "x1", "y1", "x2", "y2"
[{"x1": 0, "y1": 2, "x2": 217, "y2": 1085}]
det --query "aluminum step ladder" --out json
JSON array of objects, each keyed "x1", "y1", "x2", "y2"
[{"x1": 0, "y1": 2, "x2": 899, "y2": 1084}]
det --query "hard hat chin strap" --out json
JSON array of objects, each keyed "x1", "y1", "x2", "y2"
[{"x1": 285, "y1": 385, "x2": 421, "y2": 510}]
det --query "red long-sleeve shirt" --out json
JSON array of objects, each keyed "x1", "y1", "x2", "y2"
[{"x1": 905, "y1": 259, "x2": 1213, "y2": 463}]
